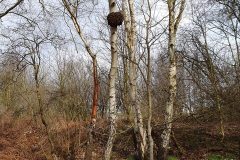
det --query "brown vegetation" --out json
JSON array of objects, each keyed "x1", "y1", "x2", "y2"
[
  {"x1": 0, "y1": 112, "x2": 239, "y2": 160},
  {"x1": 0, "y1": 0, "x2": 240, "y2": 159}
]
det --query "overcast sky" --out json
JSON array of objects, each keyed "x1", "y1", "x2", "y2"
[{"x1": 0, "y1": 0, "x2": 237, "y2": 82}]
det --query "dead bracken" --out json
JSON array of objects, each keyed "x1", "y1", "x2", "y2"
[{"x1": 107, "y1": 12, "x2": 124, "y2": 27}]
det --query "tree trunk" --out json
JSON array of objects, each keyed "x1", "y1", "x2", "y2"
[
  {"x1": 85, "y1": 57, "x2": 99, "y2": 160},
  {"x1": 144, "y1": 0, "x2": 154, "y2": 158},
  {"x1": 61, "y1": 1, "x2": 100, "y2": 158},
  {"x1": 147, "y1": 32, "x2": 154, "y2": 160},
  {"x1": 160, "y1": 0, "x2": 185, "y2": 159},
  {"x1": 122, "y1": 0, "x2": 147, "y2": 159},
  {"x1": 104, "y1": 0, "x2": 118, "y2": 159},
  {"x1": 33, "y1": 62, "x2": 57, "y2": 160}
]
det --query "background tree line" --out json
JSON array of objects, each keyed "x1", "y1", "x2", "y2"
[{"x1": 0, "y1": 0, "x2": 239, "y2": 159}]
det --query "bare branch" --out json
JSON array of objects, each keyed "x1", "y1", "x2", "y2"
[
  {"x1": 0, "y1": 0, "x2": 24, "y2": 18},
  {"x1": 174, "y1": 0, "x2": 186, "y2": 33}
]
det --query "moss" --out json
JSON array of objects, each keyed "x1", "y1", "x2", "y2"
[
  {"x1": 127, "y1": 155, "x2": 137, "y2": 160},
  {"x1": 167, "y1": 156, "x2": 178, "y2": 160},
  {"x1": 208, "y1": 153, "x2": 237, "y2": 160}
]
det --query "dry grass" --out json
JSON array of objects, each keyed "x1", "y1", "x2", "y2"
[{"x1": 0, "y1": 112, "x2": 239, "y2": 160}]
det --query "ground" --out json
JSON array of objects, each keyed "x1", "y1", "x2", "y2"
[{"x1": 0, "y1": 113, "x2": 239, "y2": 160}]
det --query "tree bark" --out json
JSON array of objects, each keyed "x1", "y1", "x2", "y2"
[
  {"x1": 61, "y1": 1, "x2": 100, "y2": 159},
  {"x1": 85, "y1": 57, "x2": 99, "y2": 160},
  {"x1": 122, "y1": 0, "x2": 147, "y2": 159},
  {"x1": 146, "y1": 30, "x2": 154, "y2": 160},
  {"x1": 104, "y1": 0, "x2": 118, "y2": 159},
  {"x1": 160, "y1": 0, "x2": 185, "y2": 159},
  {"x1": 31, "y1": 50, "x2": 57, "y2": 159}
]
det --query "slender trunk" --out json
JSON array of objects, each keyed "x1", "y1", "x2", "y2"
[
  {"x1": 33, "y1": 63, "x2": 57, "y2": 160},
  {"x1": 161, "y1": 33, "x2": 177, "y2": 160},
  {"x1": 122, "y1": 0, "x2": 147, "y2": 158},
  {"x1": 130, "y1": 66, "x2": 146, "y2": 160},
  {"x1": 61, "y1": 1, "x2": 100, "y2": 158},
  {"x1": 85, "y1": 57, "x2": 99, "y2": 160},
  {"x1": 104, "y1": 1, "x2": 118, "y2": 159},
  {"x1": 147, "y1": 46, "x2": 154, "y2": 160},
  {"x1": 123, "y1": 0, "x2": 147, "y2": 158},
  {"x1": 122, "y1": 52, "x2": 130, "y2": 116},
  {"x1": 216, "y1": 94, "x2": 224, "y2": 141},
  {"x1": 129, "y1": 44, "x2": 146, "y2": 159},
  {"x1": 145, "y1": 0, "x2": 154, "y2": 157},
  {"x1": 161, "y1": 1, "x2": 185, "y2": 159},
  {"x1": 202, "y1": 29, "x2": 225, "y2": 141},
  {"x1": 161, "y1": 12, "x2": 177, "y2": 160},
  {"x1": 91, "y1": 57, "x2": 99, "y2": 121}
]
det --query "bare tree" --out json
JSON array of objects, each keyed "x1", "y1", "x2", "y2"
[
  {"x1": 215, "y1": 0, "x2": 240, "y2": 23},
  {"x1": 0, "y1": 0, "x2": 23, "y2": 18},
  {"x1": 122, "y1": 0, "x2": 148, "y2": 159},
  {"x1": 160, "y1": 0, "x2": 186, "y2": 159},
  {"x1": 61, "y1": 1, "x2": 100, "y2": 159},
  {"x1": 104, "y1": 0, "x2": 119, "y2": 159}
]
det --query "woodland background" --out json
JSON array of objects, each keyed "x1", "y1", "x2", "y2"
[{"x1": 0, "y1": 0, "x2": 239, "y2": 160}]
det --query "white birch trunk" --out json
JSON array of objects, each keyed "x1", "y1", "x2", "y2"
[
  {"x1": 104, "y1": 0, "x2": 118, "y2": 159},
  {"x1": 147, "y1": 63, "x2": 154, "y2": 160},
  {"x1": 145, "y1": 0, "x2": 154, "y2": 158},
  {"x1": 147, "y1": 29, "x2": 154, "y2": 160},
  {"x1": 122, "y1": 0, "x2": 147, "y2": 159},
  {"x1": 161, "y1": 0, "x2": 185, "y2": 159}
]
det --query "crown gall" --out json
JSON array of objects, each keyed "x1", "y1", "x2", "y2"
[{"x1": 107, "y1": 12, "x2": 124, "y2": 28}]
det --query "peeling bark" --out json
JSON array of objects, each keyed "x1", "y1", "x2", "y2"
[{"x1": 62, "y1": 1, "x2": 100, "y2": 159}]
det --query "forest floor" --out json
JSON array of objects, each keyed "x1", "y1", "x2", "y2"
[{"x1": 0, "y1": 112, "x2": 239, "y2": 160}]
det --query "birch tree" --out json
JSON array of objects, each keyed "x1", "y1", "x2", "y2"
[
  {"x1": 122, "y1": 0, "x2": 147, "y2": 159},
  {"x1": 160, "y1": 0, "x2": 186, "y2": 159},
  {"x1": 62, "y1": 1, "x2": 99, "y2": 159},
  {"x1": 143, "y1": 0, "x2": 154, "y2": 158},
  {"x1": 104, "y1": 0, "x2": 119, "y2": 159}
]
